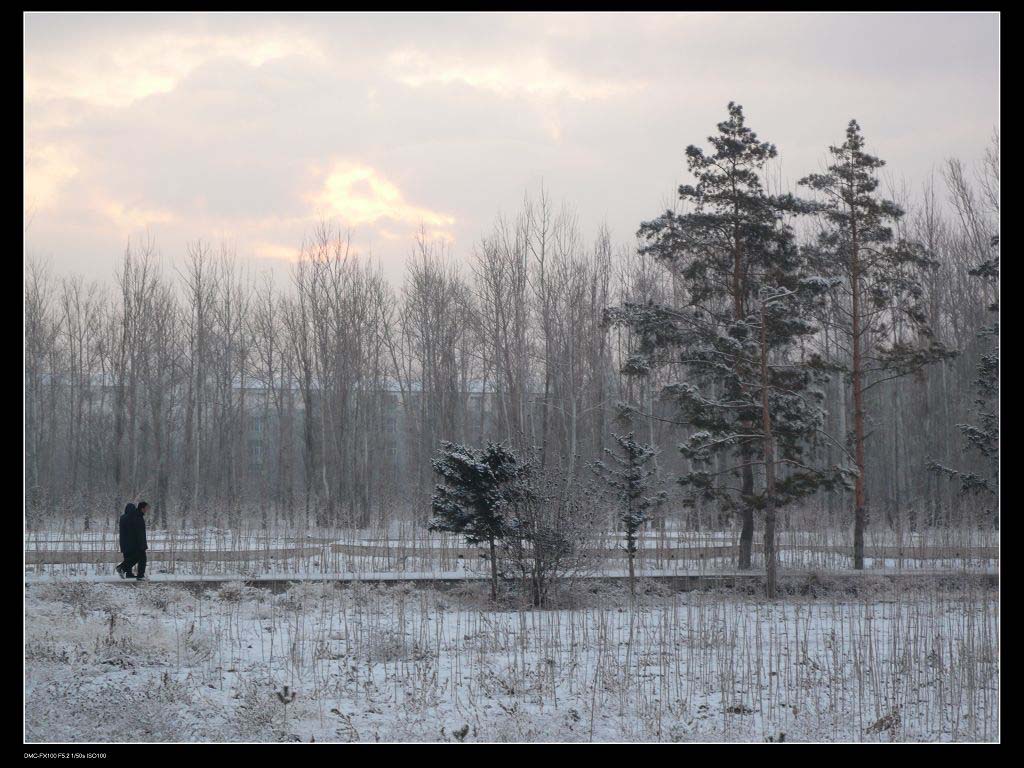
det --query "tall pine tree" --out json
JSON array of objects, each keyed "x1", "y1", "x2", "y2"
[
  {"x1": 609, "y1": 104, "x2": 850, "y2": 594},
  {"x1": 799, "y1": 120, "x2": 953, "y2": 568},
  {"x1": 626, "y1": 102, "x2": 812, "y2": 569}
]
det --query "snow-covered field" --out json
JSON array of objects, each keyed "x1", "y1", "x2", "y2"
[{"x1": 24, "y1": 578, "x2": 998, "y2": 742}]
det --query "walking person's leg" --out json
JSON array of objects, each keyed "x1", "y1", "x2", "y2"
[
  {"x1": 135, "y1": 551, "x2": 147, "y2": 579},
  {"x1": 116, "y1": 554, "x2": 132, "y2": 577}
]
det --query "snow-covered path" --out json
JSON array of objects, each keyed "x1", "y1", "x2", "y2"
[{"x1": 23, "y1": 567, "x2": 998, "y2": 586}]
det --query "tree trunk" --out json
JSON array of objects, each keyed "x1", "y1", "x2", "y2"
[
  {"x1": 532, "y1": 546, "x2": 542, "y2": 608},
  {"x1": 627, "y1": 529, "x2": 637, "y2": 597},
  {"x1": 628, "y1": 549, "x2": 636, "y2": 597},
  {"x1": 489, "y1": 537, "x2": 498, "y2": 602},
  {"x1": 851, "y1": 215, "x2": 867, "y2": 570},
  {"x1": 732, "y1": 205, "x2": 755, "y2": 570},
  {"x1": 760, "y1": 299, "x2": 778, "y2": 598},
  {"x1": 738, "y1": 501, "x2": 754, "y2": 569},
  {"x1": 764, "y1": 504, "x2": 777, "y2": 598}
]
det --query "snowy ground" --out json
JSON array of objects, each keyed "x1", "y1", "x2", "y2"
[{"x1": 24, "y1": 578, "x2": 998, "y2": 742}]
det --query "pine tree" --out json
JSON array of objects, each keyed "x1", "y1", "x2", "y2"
[
  {"x1": 590, "y1": 432, "x2": 664, "y2": 596},
  {"x1": 622, "y1": 101, "x2": 816, "y2": 570},
  {"x1": 929, "y1": 236, "x2": 998, "y2": 521},
  {"x1": 428, "y1": 441, "x2": 528, "y2": 601},
  {"x1": 748, "y1": 281, "x2": 852, "y2": 596},
  {"x1": 799, "y1": 120, "x2": 953, "y2": 568},
  {"x1": 607, "y1": 103, "x2": 855, "y2": 596},
  {"x1": 625, "y1": 276, "x2": 850, "y2": 597}
]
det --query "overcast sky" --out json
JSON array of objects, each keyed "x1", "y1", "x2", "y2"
[{"x1": 24, "y1": 12, "x2": 999, "y2": 285}]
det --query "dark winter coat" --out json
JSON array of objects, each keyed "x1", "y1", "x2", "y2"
[
  {"x1": 118, "y1": 504, "x2": 135, "y2": 552},
  {"x1": 118, "y1": 503, "x2": 148, "y2": 554}
]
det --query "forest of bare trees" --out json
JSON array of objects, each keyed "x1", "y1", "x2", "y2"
[{"x1": 24, "y1": 135, "x2": 999, "y2": 550}]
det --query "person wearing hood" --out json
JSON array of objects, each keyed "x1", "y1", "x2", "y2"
[{"x1": 116, "y1": 501, "x2": 149, "y2": 580}]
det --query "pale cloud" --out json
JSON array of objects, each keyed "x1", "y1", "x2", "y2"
[
  {"x1": 23, "y1": 13, "x2": 997, "y2": 287},
  {"x1": 25, "y1": 31, "x2": 323, "y2": 110},
  {"x1": 309, "y1": 161, "x2": 456, "y2": 234},
  {"x1": 253, "y1": 240, "x2": 301, "y2": 263},
  {"x1": 96, "y1": 197, "x2": 178, "y2": 231},
  {"x1": 24, "y1": 141, "x2": 79, "y2": 210},
  {"x1": 388, "y1": 48, "x2": 642, "y2": 102}
]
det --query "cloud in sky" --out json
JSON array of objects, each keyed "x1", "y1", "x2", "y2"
[
  {"x1": 388, "y1": 48, "x2": 643, "y2": 101},
  {"x1": 24, "y1": 12, "x2": 999, "y2": 285},
  {"x1": 25, "y1": 29, "x2": 323, "y2": 109},
  {"x1": 310, "y1": 161, "x2": 455, "y2": 234},
  {"x1": 25, "y1": 140, "x2": 79, "y2": 211}
]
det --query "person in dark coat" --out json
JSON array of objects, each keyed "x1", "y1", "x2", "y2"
[
  {"x1": 116, "y1": 501, "x2": 149, "y2": 580},
  {"x1": 116, "y1": 503, "x2": 136, "y2": 578}
]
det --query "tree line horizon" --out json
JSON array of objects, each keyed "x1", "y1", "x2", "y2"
[{"x1": 25, "y1": 103, "x2": 999, "y2": 577}]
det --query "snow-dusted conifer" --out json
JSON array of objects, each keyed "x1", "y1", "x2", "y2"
[
  {"x1": 611, "y1": 102, "x2": 837, "y2": 577},
  {"x1": 590, "y1": 432, "x2": 664, "y2": 596},
  {"x1": 429, "y1": 441, "x2": 528, "y2": 601},
  {"x1": 799, "y1": 120, "x2": 954, "y2": 568}
]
